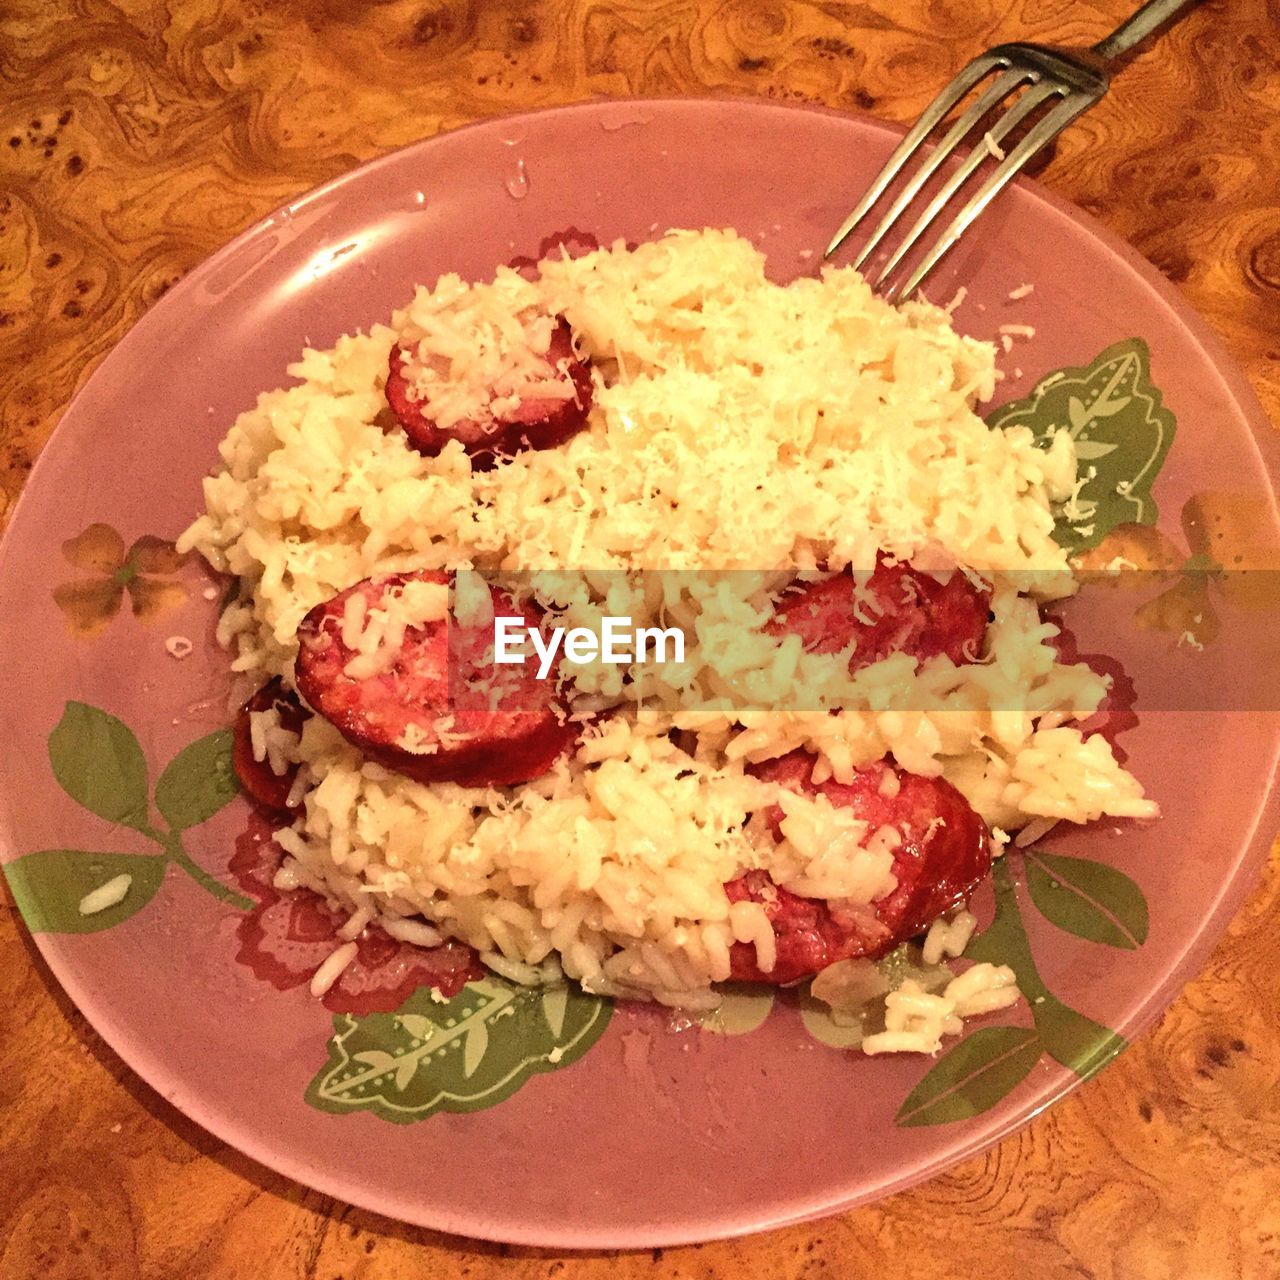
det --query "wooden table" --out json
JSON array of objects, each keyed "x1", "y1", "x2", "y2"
[{"x1": 3, "y1": 2, "x2": 1278, "y2": 1276}]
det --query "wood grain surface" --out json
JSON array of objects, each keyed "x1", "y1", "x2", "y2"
[{"x1": 2, "y1": 1, "x2": 1279, "y2": 1277}]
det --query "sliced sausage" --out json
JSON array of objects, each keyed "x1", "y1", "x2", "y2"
[
  {"x1": 295, "y1": 571, "x2": 577, "y2": 788},
  {"x1": 725, "y1": 750, "x2": 993, "y2": 983},
  {"x1": 766, "y1": 556, "x2": 991, "y2": 671},
  {"x1": 725, "y1": 870, "x2": 892, "y2": 986},
  {"x1": 232, "y1": 678, "x2": 307, "y2": 813},
  {"x1": 385, "y1": 316, "x2": 593, "y2": 469}
]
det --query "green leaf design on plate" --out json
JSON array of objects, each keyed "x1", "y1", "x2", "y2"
[
  {"x1": 797, "y1": 988, "x2": 867, "y2": 1049},
  {"x1": 48, "y1": 702, "x2": 150, "y2": 831},
  {"x1": 968, "y1": 858, "x2": 1127, "y2": 1081},
  {"x1": 154, "y1": 729, "x2": 238, "y2": 831},
  {"x1": 305, "y1": 978, "x2": 612, "y2": 1123},
  {"x1": 1024, "y1": 849, "x2": 1149, "y2": 950},
  {"x1": 699, "y1": 984, "x2": 776, "y2": 1036},
  {"x1": 895, "y1": 1026, "x2": 1043, "y2": 1127},
  {"x1": 30, "y1": 703, "x2": 253, "y2": 923},
  {"x1": 1030, "y1": 996, "x2": 1127, "y2": 1080},
  {"x1": 3, "y1": 849, "x2": 167, "y2": 933},
  {"x1": 987, "y1": 337, "x2": 1175, "y2": 554}
]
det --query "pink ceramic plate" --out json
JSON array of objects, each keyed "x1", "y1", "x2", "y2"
[{"x1": 2, "y1": 98, "x2": 1279, "y2": 1248}]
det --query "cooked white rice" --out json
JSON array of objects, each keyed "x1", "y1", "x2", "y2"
[
  {"x1": 178, "y1": 229, "x2": 1157, "y2": 1040},
  {"x1": 78, "y1": 873, "x2": 133, "y2": 916},
  {"x1": 862, "y1": 962, "x2": 1021, "y2": 1055},
  {"x1": 921, "y1": 908, "x2": 979, "y2": 967}
]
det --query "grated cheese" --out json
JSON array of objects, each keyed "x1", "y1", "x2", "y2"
[
  {"x1": 176, "y1": 229, "x2": 1159, "y2": 1014},
  {"x1": 396, "y1": 272, "x2": 578, "y2": 428},
  {"x1": 339, "y1": 577, "x2": 449, "y2": 680}
]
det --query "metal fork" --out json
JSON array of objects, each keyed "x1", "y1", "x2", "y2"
[{"x1": 825, "y1": 0, "x2": 1203, "y2": 301}]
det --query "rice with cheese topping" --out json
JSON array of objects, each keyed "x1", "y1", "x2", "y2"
[{"x1": 178, "y1": 229, "x2": 1156, "y2": 1035}]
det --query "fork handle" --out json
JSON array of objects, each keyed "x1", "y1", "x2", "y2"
[{"x1": 1093, "y1": 0, "x2": 1204, "y2": 62}]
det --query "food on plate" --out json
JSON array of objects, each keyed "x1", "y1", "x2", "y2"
[
  {"x1": 726, "y1": 753, "x2": 993, "y2": 984},
  {"x1": 232, "y1": 678, "x2": 306, "y2": 812},
  {"x1": 766, "y1": 558, "x2": 991, "y2": 671},
  {"x1": 384, "y1": 280, "x2": 593, "y2": 467},
  {"x1": 179, "y1": 228, "x2": 1157, "y2": 1054},
  {"x1": 294, "y1": 570, "x2": 577, "y2": 787}
]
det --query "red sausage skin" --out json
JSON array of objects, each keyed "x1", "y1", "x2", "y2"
[
  {"x1": 725, "y1": 751, "x2": 992, "y2": 984},
  {"x1": 385, "y1": 317, "x2": 593, "y2": 469},
  {"x1": 295, "y1": 571, "x2": 577, "y2": 788},
  {"x1": 232, "y1": 678, "x2": 307, "y2": 813},
  {"x1": 767, "y1": 557, "x2": 991, "y2": 672}
]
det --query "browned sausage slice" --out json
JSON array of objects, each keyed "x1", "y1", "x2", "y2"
[
  {"x1": 295, "y1": 571, "x2": 577, "y2": 787},
  {"x1": 767, "y1": 556, "x2": 991, "y2": 671},
  {"x1": 725, "y1": 750, "x2": 993, "y2": 983},
  {"x1": 232, "y1": 678, "x2": 307, "y2": 813},
  {"x1": 725, "y1": 870, "x2": 892, "y2": 985},
  {"x1": 385, "y1": 316, "x2": 593, "y2": 469}
]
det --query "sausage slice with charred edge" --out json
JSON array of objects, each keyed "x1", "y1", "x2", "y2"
[
  {"x1": 232, "y1": 678, "x2": 307, "y2": 813},
  {"x1": 295, "y1": 571, "x2": 577, "y2": 788},
  {"x1": 725, "y1": 751, "x2": 993, "y2": 984},
  {"x1": 767, "y1": 556, "x2": 991, "y2": 672},
  {"x1": 385, "y1": 317, "x2": 593, "y2": 469}
]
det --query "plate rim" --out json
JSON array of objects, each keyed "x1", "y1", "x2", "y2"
[{"x1": 3, "y1": 94, "x2": 1279, "y2": 1249}]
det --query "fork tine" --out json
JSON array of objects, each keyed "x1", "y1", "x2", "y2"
[
  {"x1": 870, "y1": 80, "x2": 1063, "y2": 288},
  {"x1": 884, "y1": 92, "x2": 1094, "y2": 303},
  {"x1": 825, "y1": 55, "x2": 1007, "y2": 259},
  {"x1": 851, "y1": 65, "x2": 1033, "y2": 271}
]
